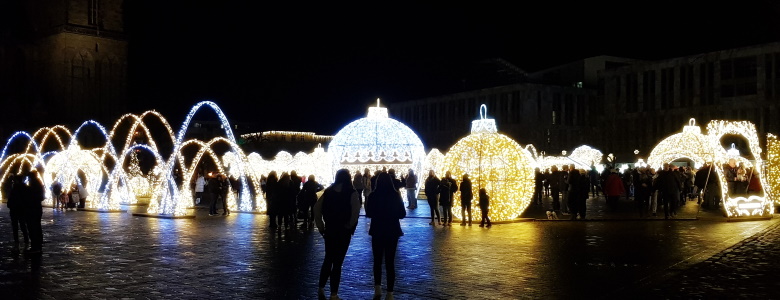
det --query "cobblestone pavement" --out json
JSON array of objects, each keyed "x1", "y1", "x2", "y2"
[{"x1": 0, "y1": 196, "x2": 778, "y2": 299}]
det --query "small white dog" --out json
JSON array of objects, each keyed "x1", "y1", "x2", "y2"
[{"x1": 546, "y1": 211, "x2": 559, "y2": 220}]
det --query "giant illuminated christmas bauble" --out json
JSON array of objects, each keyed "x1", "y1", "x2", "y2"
[
  {"x1": 441, "y1": 105, "x2": 535, "y2": 221},
  {"x1": 327, "y1": 100, "x2": 425, "y2": 190},
  {"x1": 647, "y1": 118, "x2": 712, "y2": 169}
]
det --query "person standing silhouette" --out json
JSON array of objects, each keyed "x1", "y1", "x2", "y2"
[
  {"x1": 459, "y1": 174, "x2": 473, "y2": 226},
  {"x1": 207, "y1": 173, "x2": 221, "y2": 216},
  {"x1": 402, "y1": 169, "x2": 418, "y2": 209},
  {"x1": 24, "y1": 169, "x2": 45, "y2": 254},
  {"x1": 6, "y1": 174, "x2": 29, "y2": 247},
  {"x1": 366, "y1": 172, "x2": 406, "y2": 300},
  {"x1": 478, "y1": 188, "x2": 492, "y2": 228},
  {"x1": 424, "y1": 170, "x2": 441, "y2": 225},
  {"x1": 314, "y1": 169, "x2": 360, "y2": 300}
]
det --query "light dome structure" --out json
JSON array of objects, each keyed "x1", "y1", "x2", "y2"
[
  {"x1": 647, "y1": 118, "x2": 713, "y2": 169},
  {"x1": 441, "y1": 105, "x2": 535, "y2": 221},
  {"x1": 327, "y1": 100, "x2": 426, "y2": 191}
]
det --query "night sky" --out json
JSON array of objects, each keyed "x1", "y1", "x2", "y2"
[{"x1": 125, "y1": 2, "x2": 780, "y2": 135}]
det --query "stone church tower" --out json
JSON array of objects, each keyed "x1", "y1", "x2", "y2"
[{"x1": 0, "y1": 0, "x2": 127, "y2": 135}]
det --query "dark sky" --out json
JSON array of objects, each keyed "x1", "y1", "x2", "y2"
[{"x1": 125, "y1": 2, "x2": 780, "y2": 135}]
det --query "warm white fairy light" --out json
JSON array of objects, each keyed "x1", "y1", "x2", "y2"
[
  {"x1": 29, "y1": 126, "x2": 72, "y2": 153},
  {"x1": 442, "y1": 104, "x2": 535, "y2": 221},
  {"x1": 327, "y1": 100, "x2": 426, "y2": 192},
  {"x1": 568, "y1": 145, "x2": 603, "y2": 168},
  {"x1": 43, "y1": 145, "x2": 112, "y2": 209},
  {"x1": 424, "y1": 148, "x2": 446, "y2": 175},
  {"x1": 765, "y1": 134, "x2": 779, "y2": 206},
  {"x1": 0, "y1": 153, "x2": 44, "y2": 202},
  {"x1": 706, "y1": 120, "x2": 771, "y2": 217},
  {"x1": 647, "y1": 118, "x2": 712, "y2": 170}
]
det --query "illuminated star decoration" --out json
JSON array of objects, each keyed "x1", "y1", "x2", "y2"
[
  {"x1": 441, "y1": 104, "x2": 535, "y2": 221},
  {"x1": 327, "y1": 99, "x2": 426, "y2": 201}
]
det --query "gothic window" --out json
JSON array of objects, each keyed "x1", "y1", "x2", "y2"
[{"x1": 88, "y1": 0, "x2": 100, "y2": 26}]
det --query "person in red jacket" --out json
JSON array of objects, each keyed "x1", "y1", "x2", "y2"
[{"x1": 603, "y1": 169, "x2": 625, "y2": 211}]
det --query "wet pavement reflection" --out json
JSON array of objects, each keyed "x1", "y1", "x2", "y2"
[{"x1": 0, "y1": 200, "x2": 777, "y2": 299}]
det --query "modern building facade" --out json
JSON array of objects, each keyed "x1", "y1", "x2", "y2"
[
  {"x1": 594, "y1": 42, "x2": 780, "y2": 160},
  {"x1": 388, "y1": 56, "x2": 636, "y2": 156},
  {"x1": 389, "y1": 42, "x2": 780, "y2": 163}
]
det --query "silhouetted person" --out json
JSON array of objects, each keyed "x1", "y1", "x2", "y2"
[
  {"x1": 24, "y1": 170, "x2": 45, "y2": 254},
  {"x1": 7, "y1": 174, "x2": 29, "y2": 247},
  {"x1": 290, "y1": 170, "x2": 302, "y2": 223},
  {"x1": 459, "y1": 174, "x2": 473, "y2": 226},
  {"x1": 300, "y1": 174, "x2": 324, "y2": 227},
  {"x1": 207, "y1": 173, "x2": 221, "y2": 216},
  {"x1": 314, "y1": 169, "x2": 360, "y2": 300},
  {"x1": 265, "y1": 171, "x2": 280, "y2": 228},
  {"x1": 402, "y1": 168, "x2": 418, "y2": 209},
  {"x1": 219, "y1": 174, "x2": 230, "y2": 216},
  {"x1": 424, "y1": 170, "x2": 441, "y2": 225},
  {"x1": 278, "y1": 172, "x2": 293, "y2": 228},
  {"x1": 478, "y1": 188, "x2": 491, "y2": 228},
  {"x1": 365, "y1": 172, "x2": 406, "y2": 300}
]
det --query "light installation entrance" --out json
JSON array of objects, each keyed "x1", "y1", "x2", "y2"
[
  {"x1": 647, "y1": 119, "x2": 772, "y2": 217},
  {"x1": 327, "y1": 100, "x2": 426, "y2": 199},
  {"x1": 441, "y1": 105, "x2": 535, "y2": 221}
]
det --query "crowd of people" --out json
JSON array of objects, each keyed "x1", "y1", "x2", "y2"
[
  {"x1": 531, "y1": 160, "x2": 764, "y2": 220},
  {"x1": 4, "y1": 159, "x2": 765, "y2": 299}
]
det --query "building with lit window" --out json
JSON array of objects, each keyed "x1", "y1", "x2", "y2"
[
  {"x1": 389, "y1": 42, "x2": 780, "y2": 162},
  {"x1": 593, "y1": 41, "x2": 780, "y2": 160},
  {"x1": 388, "y1": 56, "x2": 635, "y2": 155}
]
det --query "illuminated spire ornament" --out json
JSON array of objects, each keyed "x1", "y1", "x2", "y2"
[
  {"x1": 441, "y1": 105, "x2": 535, "y2": 221},
  {"x1": 327, "y1": 99, "x2": 426, "y2": 198}
]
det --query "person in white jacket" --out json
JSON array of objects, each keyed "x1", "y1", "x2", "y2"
[
  {"x1": 76, "y1": 182, "x2": 89, "y2": 209},
  {"x1": 194, "y1": 173, "x2": 206, "y2": 205}
]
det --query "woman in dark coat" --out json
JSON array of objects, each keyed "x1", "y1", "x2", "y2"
[
  {"x1": 265, "y1": 171, "x2": 280, "y2": 228},
  {"x1": 314, "y1": 169, "x2": 360, "y2": 300},
  {"x1": 365, "y1": 172, "x2": 406, "y2": 300},
  {"x1": 459, "y1": 174, "x2": 473, "y2": 226},
  {"x1": 300, "y1": 174, "x2": 324, "y2": 227},
  {"x1": 277, "y1": 172, "x2": 293, "y2": 229}
]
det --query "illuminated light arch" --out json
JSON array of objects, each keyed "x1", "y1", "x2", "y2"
[
  {"x1": 44, "y1": 145, "x2": 110, "y2": 209},
  {"x1": 180, "y1": 137, "x2": 262, "y2": 212},
  {"x1": 298, "y1": 144, "x2": 332, "y2": 185},
  {"x1": 70, "y1": 120, "x2": 136, "y2": 211},
  {"x1": 109, "y1": 112, "x2": 170, "y2": 159},
  {"x1": 706, "y1": 120, "x2": 771, "y2": 217},
  {"x1": 647, "y1": 118, "x2": 712, "y2": 170},
  {"x1": 151, "y1": 100, "x2": 245, "y2": 215},
  {"x1": 1, "y1": 131, "x2": 43, "y2": 164},
  {"x1": 0, "y1": 132, "x2": 45, "y2": 202},
  {"x1": 29, "y1": 126, "x2": 72, "y2": 153},
  {"x1": 114, "y1": 144, "x2": 181, "y2": 215},
  {"x1": 0, "y1": 153, "x2": 45, "y2": 202},
  {"x1": 441, "y1": 104, "x2": 535, "y2": 221},
  {"x1": 327, "y1": 100, "x2": 426, "y2": 199},
  {"x1": 424, "y1": 148, "x2": 445, "y2": 175},
  {"x1": 104, "y1": 113, "x2": 175, "y2": 204},
  {"x1": 765, "y1": 134, "x2": 780, "y2": 206}
]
